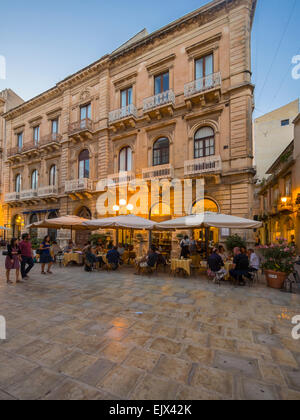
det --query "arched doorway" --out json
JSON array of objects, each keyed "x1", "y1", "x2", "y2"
[
  {"x1": 12, "y1": 214, "x2": 23, "y2": 239},
  {"x1": 29, "y1": 214, "x2": 38, "y2": 240},
  {"x1": 149, "y1": 202, "x2": 172, "y2": 254},
  {"x1": 75, "y1": 207, "x2": 92, "y2": 246},
  {"x1": 192, "y1": 198, "x2": 220, "y2": 252},
  {"x1": 48, "y1": 211, "x2": 58, "y2": 242}
]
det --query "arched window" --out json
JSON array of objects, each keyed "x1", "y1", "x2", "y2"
[
  {"x1": 29, "y1": 214, "x2": 38, "y2": 239},
  {"x1": 79, "y1": 149, "x2": 90, "y2": 179},
  {"x1": 49, "y1": 165, "x2": 57, "y2": 186},
  {"x1": 15, "y1": 174, "x2": 22, "y2": 193},
  {"x1": 153, "y1": 137, "x2": 169, "y2": 166},
  {"x1": 31, "y1": 170, "x2": 38, "y2": 190},
  {"x1": 194, "y1": 127, "x2": 215, "y2": 158},
  {"x1": 119, "y1": 147, "x2": 132, "y2": 172}
]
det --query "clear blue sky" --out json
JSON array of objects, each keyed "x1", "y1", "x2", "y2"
[{"x1": 0, "y1": 0, "x2": 299, "y2": 118}]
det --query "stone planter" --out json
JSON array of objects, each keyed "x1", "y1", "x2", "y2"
[{"x1": 265, "y1": 270, "x2": 287, "y2": 289}]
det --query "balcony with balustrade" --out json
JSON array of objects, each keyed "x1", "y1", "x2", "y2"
[
  {"x1": 38, "y1": 185, "x2": 58, "y2": 200},
  {"x1": 278, "y1": 196, "x2": 293, "y2": 213},
  {"x1": 39, "y1": 133, "x2": 62, "y2": 152},
  {"x1": 184, "y1": 155, "x2": 222, "y2": 177},
  {"x1": 68, "y1": 119, "x2": 94, "y2": 141},
  {"x1": 5, "y1": 192, "x2": 20, "y2": 203},
  {"x1": 142, "y1": 164, "x2": 174, "y2": 181},
  {"x1": 184, "y1": 72, "x2": 221, "y2": 109},
  {"x1": 7, "y1": 147, "x2": 23, "y2": 162},
  {"x1": 19, "y1": 189, "x2": 39, "y2": 202},
  {"x1": 109, "y1": 104, "x2": 138, "y2": 132},
  {"x1": 65, "y1": 178, "x2": 94, "y2": 199},
  {"x1": 143, "y1": 90, "x2": 175, "y2": 121},
  {"x1": 107, "y1": 171, "x2": 135, "y2": 186}
]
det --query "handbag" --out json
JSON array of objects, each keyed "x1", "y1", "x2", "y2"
[{"x1": 2, "y1": 251, "x2": 8, "y2": 256}]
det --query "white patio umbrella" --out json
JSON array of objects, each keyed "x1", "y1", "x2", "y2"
[
  {"x1": 26, "y1": 215, "x2": 94, "y2": 232},
  {"x1": 83, "y1": 215, "x2": 156, "y2": 230},
  {"x1": 156, "y1": 212, "x2": 262, "y2": 230}
]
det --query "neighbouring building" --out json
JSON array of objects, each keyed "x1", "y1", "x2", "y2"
[
  {"x1": 2, "y1": 0, "x2": 257, "y2": 248},
  {"x1": 258, "y1": 113, "x2": 300, "y2": 250},
  {"x1": 254, "y1": 99, "x2": 299, "y2": 183},
  {"x1": 0, "y1": 89, "x2": 24, "y2": 233}
]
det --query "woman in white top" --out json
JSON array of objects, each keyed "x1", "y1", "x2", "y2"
[{"x1": 248, "y1": 249, "x2": 260, "y2": 271}]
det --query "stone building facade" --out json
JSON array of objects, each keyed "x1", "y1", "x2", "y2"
[
  {"x1": 258, "y1": 113, "x2": 300, "y2": 250},
  {"x1": 0, "y1": 89, "x2": 24, "y2": 231},
  {"x1": 2, "y1": 0, "x2": 257, "y2": 245}
]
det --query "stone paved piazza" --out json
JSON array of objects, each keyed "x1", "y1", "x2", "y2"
[{"x1": 0, "y1": 257, "x2": 299, "y2": 400}]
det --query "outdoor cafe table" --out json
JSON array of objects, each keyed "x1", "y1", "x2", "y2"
[
  {"x1": 224, "y1": 261, "x2": 234, "y2": 280},
  {"x1": 63, "y1": 252, "x2": 83, "y2": 266},
  {"x1": 171, "y1": 259, "x2": 192, "y2": 276}
]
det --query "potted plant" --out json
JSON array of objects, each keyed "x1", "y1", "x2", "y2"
[
  {"x1": 225, "y1": 234, "x2": 247, "y2": 252},
  {"x1": 260, "y1": 239, "x2": 296, "y2": 289}
]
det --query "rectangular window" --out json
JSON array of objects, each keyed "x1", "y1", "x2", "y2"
[
  {"x1": 154, "y1": 72, "x2": 169, "y2": 95},
  {"x1": 121, "y1": 87, "x2": 133, "y2": 108},
  {"x1": 281, "y1": 119, "x2": 289, "y2": 126},
  {"x1": 17, "y1": 133, "x2": 23, "y2": 149},
  {"x1": 33, "y1": 126, "x2": 40, "y2": 144},
  {"x1": 195, "y1": 54, "x2": 213, "y2": 80},
  {"x1": 285, "y1": 176, "x2": 292, "y2": 196},
  {"x1": 51, "y1": 119, "x2": 58, "y2": 134},
  {"x1": 80, "y1": 103, "x2": 91, "y2": 121}
]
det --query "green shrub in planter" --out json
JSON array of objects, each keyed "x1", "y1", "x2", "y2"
[{"x1": 225, "y1": 234, "x2": 246, "y2": 252}]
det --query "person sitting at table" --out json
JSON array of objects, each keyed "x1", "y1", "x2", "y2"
[
  {"x1": 218, "y1": 245, "x2": 227, "y2": 262},
  {"x1": 82, "y1": 241, "x2": 91, "y2": 253},
  {"x1": 135, "y1": 245, "x2": 159, "y2": 275},
  {"x1": 107, "y1": 241, "x2": 114, "y2": 250},
  {"x1": 229, "y1": 247, "x2": 251, "y2": 286},
  {"x1": 84, "y1": 246, "x2": 104, "y2": 271},
  {"x1": 64, "y1": 240, "x2": 74, "y2": 253},
  {"x1": 50, "y1": 241, "x2": 62, "y2": 262},
  {"x1": 208, "y1": 248, "x2": 227, "y2": 283},
  {"x1": 248, "y1": 249, "x2": 260, "y2": 272},
  {"x1": 95, "y1": 243, "x2": 104, "y2": 253},
  {"x1": 189, "y1": 238, "x2": 198, "y2": 256},
  {"x1": 180, "y1": 236, "x2": 190, "y2": 259},
  {"x1": 117, "y1": 243, "x2": 125, "y2": 257},
  {"x1": 106, "y1": 246, "x2": 120, "y2": 270}
]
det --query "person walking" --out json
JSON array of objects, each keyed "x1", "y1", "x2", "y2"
[
  {"x1": 5, "y1": 238, "x2": 22, "y2": 284},
  {"x1": 19, "y1": 233, "x2": 34, "y2": 280},
  {"x1": 40, "y1": 235, "x2": 54, "y2": 275}
]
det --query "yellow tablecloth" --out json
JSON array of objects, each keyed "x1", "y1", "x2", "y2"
[
  {"x1": 171, "y1": 259, "x2": 192, "y2": 276},
  {"x1": 224, "y1": 261, "x2": 234, "y2": 280},
  {"x1": 63, "y1": 253, "x2": 83, "y2": 266},
  {"x1": 97, "y1": 253, "x2": 107, "y2": 264}
]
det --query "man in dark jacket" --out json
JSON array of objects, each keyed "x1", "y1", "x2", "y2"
[
  {"x1": 208, "y1": 248, "x2": 226, "y2": 282},
  {"x1": 230, "y1": 247, "x2": 250, "y2": 286},
  {"x1": 106, "y1": 246, "x2": 120, "y2": 270}
]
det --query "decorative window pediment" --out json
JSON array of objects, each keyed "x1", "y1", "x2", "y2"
[
  {"x1": 146, "y1": 54, "x2": 176, "y2": 76},
  {"x1": 186, "y1": 33, "x2": 221, "y2": 60}
]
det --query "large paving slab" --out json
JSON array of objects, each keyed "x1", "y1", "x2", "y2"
[{"x1": 0, "y1": 256, "x2": 299, "y2": 400}]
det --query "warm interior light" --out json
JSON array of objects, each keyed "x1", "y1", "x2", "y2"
[
  {"x1": 119, "y1": 199, "x2": 127, "y2": 206},
  {"x1": 127, "y1": 204, "x2": 134, "y2": 211},
  {"x1": 281, "y1": 197, "x2": 288, "y2": 204},
  {"x1": 113, "y1": 205, "x2": 120, "y2": 212}
]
